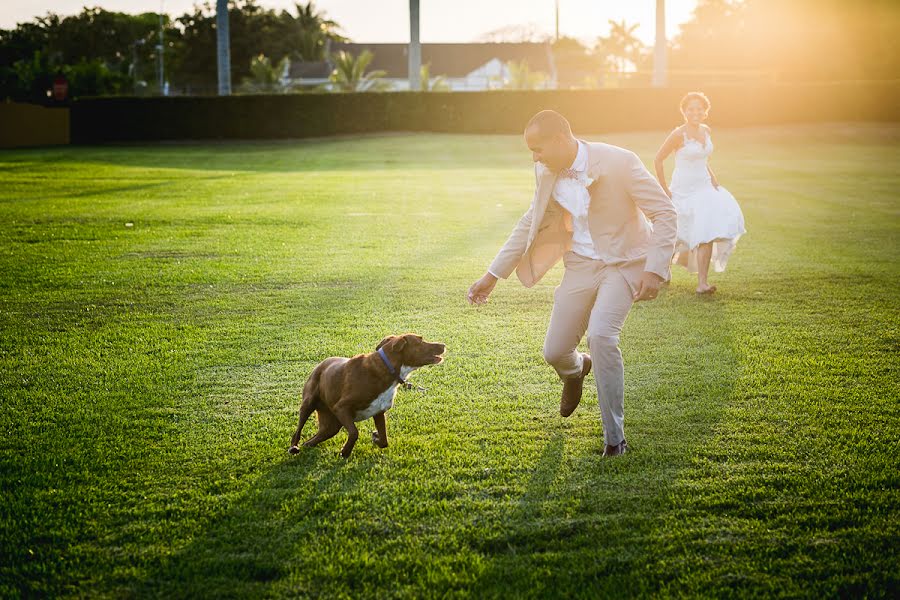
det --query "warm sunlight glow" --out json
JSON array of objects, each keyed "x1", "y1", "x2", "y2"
[{"x1": 2, "y1": 0, "x2": 699, "y2": 44}]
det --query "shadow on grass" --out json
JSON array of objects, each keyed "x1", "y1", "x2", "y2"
[
  {"x1": 128, "y1": 285, "x2": 741, "y2": 598},
  {"x1": 137, "y1": 450, "x2": 379, "y2": 597},
  {"x1": 2, "y1": 134, "x2": 528, "y2": 174},
  {"x1": 2, "y1": 192, "x2": 743, "y2": 596},
  {"x1": 466, "y1": 288, "x2": 741, "y2": 598}
]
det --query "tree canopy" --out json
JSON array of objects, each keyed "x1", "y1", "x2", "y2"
[{"x1": 0, "y1": 1, "x2": 345, "y2": 100}]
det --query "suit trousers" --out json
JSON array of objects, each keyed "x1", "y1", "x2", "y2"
[{"x1": 542, "y1": 251, "x2": 635, "y2": 446}]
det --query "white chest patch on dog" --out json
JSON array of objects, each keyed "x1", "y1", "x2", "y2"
[
  {"x1": 353, "y1": 366, "x2": 418, "y2": 422},
  {"x1": 354, "y1": 385, "x2": 397, "y2": 422}
]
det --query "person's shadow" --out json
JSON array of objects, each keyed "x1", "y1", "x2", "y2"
[
  {"x1": 135, "y1": 286, "x2": 738, "y2": 598},
  {"x1": 468, "y1": 288, "x2": 739, "y2": 597}
]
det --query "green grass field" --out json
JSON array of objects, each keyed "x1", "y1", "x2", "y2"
[{"x1": 1, "y1": 124, "x2": 898, "y2": 598}]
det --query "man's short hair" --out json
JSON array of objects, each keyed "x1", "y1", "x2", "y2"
[{"x1": 525, "y1": 110, "x2": 572, "y2": 138}]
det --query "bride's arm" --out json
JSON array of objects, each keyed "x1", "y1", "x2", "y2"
[
  {"x1": 707, "y1": 164, "x2": 720, "y2": 189},
  {"x1": 653, "y1": 129, "x2": 681, "y2": 198}
]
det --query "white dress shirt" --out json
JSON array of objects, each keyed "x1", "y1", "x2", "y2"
[
  {"x1": 487, "y1": 142, "x2": 598, "y2": 280},
  {"x1": 554, "y1": 141, "x2": 601, "y2": 260}
]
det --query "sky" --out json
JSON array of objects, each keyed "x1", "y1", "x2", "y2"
[{"x1": 1, "y1": 1, "x2": 699, "y2": 45}]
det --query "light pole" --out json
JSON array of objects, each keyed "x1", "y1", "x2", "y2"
[
  {"x1": 132, "y1": 38, "x2": 146, "y2": 93},
  {"x1": 652, "y1": 0, "x2": 667, "y2": 87},
  {"x1": 216, "y1": 0, "x2": 232, "y2": 95},
  {"x1": 555, "y1": 0, "x2": 559, "y2": 42},
  {"x1": 156, "y1": 0, "x2": 166, "y2": 95},
  {"x1": 408, "y1": 0, "x2": 421, "y2": 91}
]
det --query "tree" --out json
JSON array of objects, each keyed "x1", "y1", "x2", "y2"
[
  {"x1": 501, "y1": 60, "x2": 548, "y2": 90},
  {"x1": 292, "y1": 2, "x2": 345, "y2": 61},
  {"x1": 0, "y1": 8, "x2": 168, "y2": 100},
  {"x1": 328, "y1": 50, "x2": 389, "y2": 92},
  {"x1": 669, "y1": 0, "x2": 900, "y2": 82},
  {"x1": 477, "y1": 23, "x2": 549, "y2": 43},
  {"x1": 599, "y1": 19, "x2": 645, "y2": 74},
  {"x1": 552, "y1": 36, "x2": 605, "y2": 89},
  {"x1": 418, "y1": 63, "x2": 449, "y2": 91},
  {"x1": 239, "y1": 54, "x2": 289, "y2": 93},
  {"x1": 174, "y1": 0, "x2": 345, "y2": 94}
]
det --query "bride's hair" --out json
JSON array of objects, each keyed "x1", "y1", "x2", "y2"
[{"x1": 680, "y1": 91, "x2": 711, "y2": 112}]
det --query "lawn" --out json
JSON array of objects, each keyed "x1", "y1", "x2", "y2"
[{"x1": 1, "y1": 124, "x2": 897, "y2": 598}]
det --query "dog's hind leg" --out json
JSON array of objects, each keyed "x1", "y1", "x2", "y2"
[
  {"x1": 289, "y1": 379, "x2": 320, "y2": 453},
  {"x1": 333, "y1": 406, "x2": 360, "y2": 459},
  {"x1": 303, "y1": 408, "x2": 342, "y2": 447}
]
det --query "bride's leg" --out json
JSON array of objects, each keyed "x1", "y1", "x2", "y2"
[{"x1": 696, "y1": 243, "x2": 715, "y2": 293}]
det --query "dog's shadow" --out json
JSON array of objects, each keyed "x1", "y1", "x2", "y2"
[{"x1": 136, "y1": 448, "x2": 377, "y2": 597}]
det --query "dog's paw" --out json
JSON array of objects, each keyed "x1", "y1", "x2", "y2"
[
  {"x1": 371, "y1": 431, "x2": 388, "y2": 449},
  {"x1": 288, "y1": 445, "x2": 300, "y2": 455}
]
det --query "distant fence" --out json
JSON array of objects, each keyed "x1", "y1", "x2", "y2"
[
  {"x1": 0, "y1": 103, "x2": 70, "y2": 148},
  {"x1": 65, "y1": 80, "x2": 899, "y2": 144}
]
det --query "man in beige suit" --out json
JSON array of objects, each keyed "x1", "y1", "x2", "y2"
[{"x1": 467, "y1": 110, "x2": 677, "y2": 457}]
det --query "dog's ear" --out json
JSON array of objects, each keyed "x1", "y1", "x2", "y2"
[{"x1": 376, "y1": 336, "x2": 393, "y2": 351}]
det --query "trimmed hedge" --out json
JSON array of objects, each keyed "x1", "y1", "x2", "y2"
[{"x1": 70, "y1": 81, "x2": 900, "y2": 143}]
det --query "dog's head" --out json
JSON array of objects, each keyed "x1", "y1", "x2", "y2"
[{"x1": 376, "y1": 334, "x2": 446, "y2": 368}]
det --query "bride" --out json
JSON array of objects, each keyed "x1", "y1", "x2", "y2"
[{"x1": 654, "y1": 92, "x2": 746, "y2": 294}]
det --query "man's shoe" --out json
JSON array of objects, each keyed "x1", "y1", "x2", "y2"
[
  {"x1": 560, "y1": 353, "x2": 592, "y2": 417},
  {"x1": 602, "y1": 440, "x2": 628, "y2": 457}
]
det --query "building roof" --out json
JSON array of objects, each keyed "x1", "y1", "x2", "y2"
[
  {"x1": 288, "y1": 60, "x2": 332, "y2": 79},
  {"x1": 299, "y1": 42, "x2": 554, "y2": 79}
]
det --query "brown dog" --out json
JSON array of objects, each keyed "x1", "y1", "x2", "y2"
[{"x1": 289, "y1": 334, "x2": 446, "y2": 458}]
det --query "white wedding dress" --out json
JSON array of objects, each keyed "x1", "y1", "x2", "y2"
[{"x1": 670, "y1": 131, "x2": 746, "y2": 273}]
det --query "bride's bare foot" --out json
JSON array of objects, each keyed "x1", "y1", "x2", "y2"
[{"x1": 696, "y1": 284, "x2": 717, "y2": 295}]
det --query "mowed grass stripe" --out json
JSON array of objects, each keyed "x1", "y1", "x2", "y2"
[{"x1": 0, "y1": 124, "x2": 897, "y2": 598}]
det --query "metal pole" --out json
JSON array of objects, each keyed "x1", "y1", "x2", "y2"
[
  {"x1": 133, "y1": 41, "x2": 139, "y2": 91},
  {"x1": 652, "y1": 0, "x2": 667, "y2": 87},
  {"x1": 157, "y1": 0, "x2": 165, "y2": 95},
  {"x1": 216, "y1": 0, "x2": 232, "y2": 95},
  {"x1": 408, "y1": 0, "x2": 421, "y2": 91},
  {"x1": 555, "y1": 0, "x2": 559, "y2": 42}
]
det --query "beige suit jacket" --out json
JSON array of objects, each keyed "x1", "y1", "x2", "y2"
[{"x1": 489, "y1": 141, "x2": 678, "y2": 288}]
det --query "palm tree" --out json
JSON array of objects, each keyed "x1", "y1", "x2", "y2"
[
  {"x1": 604, "y1": 19, "x2": 644, "y2": 74},
  {"x1": 328, "y1": 50, "x2": 389, "y2": 92},
  {"x1": 293, "y1": 2, "x2": 343, "y2": 61},
  {"x1": 419, "y1": 63, "x2": 449, "y2": 91},
  {"x1": 239, "y1": 54, "x2": 290, "y2": 93},
  {"x1": 502, "y1": 60, "x2": 547, "y2": 90}
]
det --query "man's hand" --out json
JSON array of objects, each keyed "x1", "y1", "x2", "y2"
[
  {"x1": 467, "y1": 272, "x2": 498, "y2": 305},
  {"x1": 633, "y1": 271, "x2": 664, "y2": 302}
]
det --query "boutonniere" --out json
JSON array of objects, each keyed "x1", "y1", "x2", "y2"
[
  {"x1": 557, "y1": 169, "x2": 594, "y2": 188},
  {"x1": 575, "y1": 171, "x2": 594, "y2": 188}
]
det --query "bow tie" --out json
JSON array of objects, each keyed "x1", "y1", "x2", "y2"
[{"x1": 558, "y1": 168, "x2": 581, "y2": 179}]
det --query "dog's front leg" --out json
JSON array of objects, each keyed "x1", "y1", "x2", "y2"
[
  {"x1": 334, "y1": 408, "x2": 359, "y2": 459},
  {"x1": 372, "y1": 411, "x2": 389, "y2": 448}
]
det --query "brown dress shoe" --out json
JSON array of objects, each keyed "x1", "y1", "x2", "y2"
[
  {"x1": 602, "y1": 440, "x2": 628, "y2": 457},
  {"x1": 560, "y1": 353, "x2": 592, "y2": 417}
]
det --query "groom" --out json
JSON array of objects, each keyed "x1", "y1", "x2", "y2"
[{"x1": 467, "y1": 110, "x2": 677, "y2": 457}]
